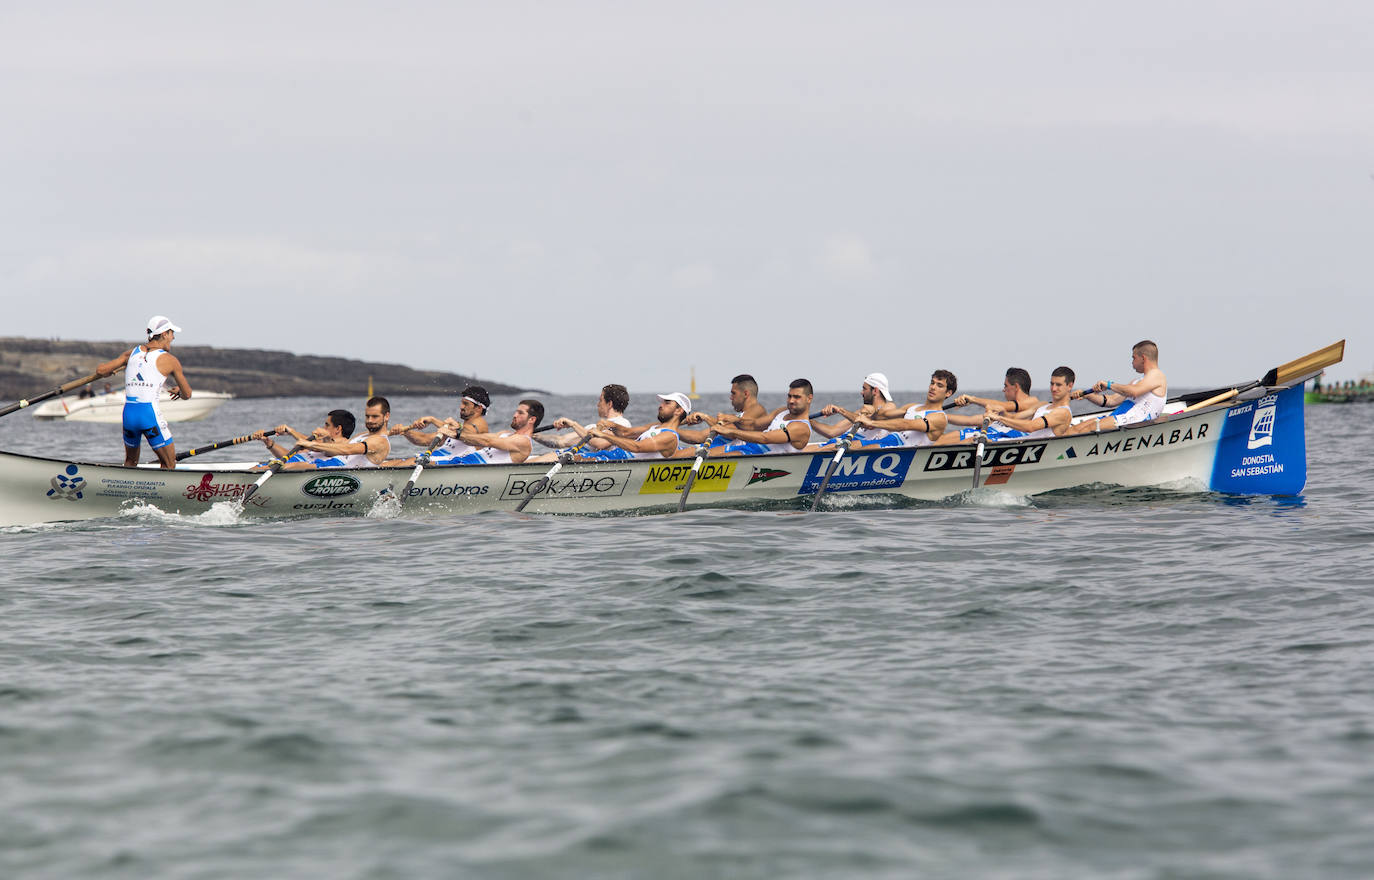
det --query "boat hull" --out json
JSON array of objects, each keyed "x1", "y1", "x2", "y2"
[
  {"x1": 0, "y1": 384, "x2": 1308, "y2": 528},
  {"x1": 30, "y1": 391, "x2": 233, "y2": 423}
]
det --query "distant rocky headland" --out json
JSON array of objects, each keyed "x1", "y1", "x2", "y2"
[{"x1": 0, "y1": 337, "x2": 529, "y2": 399}]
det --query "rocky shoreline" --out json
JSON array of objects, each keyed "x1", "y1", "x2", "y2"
[{"x1": 0, "y1": 338, "x2": 528, "y2": 399}]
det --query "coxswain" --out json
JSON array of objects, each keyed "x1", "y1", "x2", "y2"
[{"x1": 94, "y1": 315, "x2": 192, "y2": 469}]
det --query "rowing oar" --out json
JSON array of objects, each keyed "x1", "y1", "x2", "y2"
[
  {"x1": 515, "y1": 424, "x2": 592, "y2": 513},
  {"x1": 240, "y1": 455, "x2": 289, "y2": 506},
  {"x1": 176, "y1": 430, "x2": 276, "y2": 462},
  {"x1": 971, "y1": 416, "x2": 989, "y2": 490},
  {"x1": 811, "y1": 423, "x2": 862, "y2": 512},
  {"x1": 0, "y1": 366, "x2": 124, "y2": 418},
  {"x1": 675, "y1": 430, "x2": 718, "y2": 513},
  {"x1": 397, "y1": 427, "x2": 457, "y2": 508}
]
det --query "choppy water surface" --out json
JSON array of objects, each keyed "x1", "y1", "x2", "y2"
[{"x1": 3, "y1": 393, "x2": 1373, "y2": 879}]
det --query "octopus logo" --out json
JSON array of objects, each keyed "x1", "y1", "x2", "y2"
[{"x1": 47, "y1": 464, "x2": 86, "y2": 501}]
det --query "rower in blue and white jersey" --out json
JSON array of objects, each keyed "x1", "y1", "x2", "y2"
[
  {"x1": 1066, "y1": 340, "x2": 1168, "y2": 435},
  {"x1": 254, "y1": 409, "x2": 357, "y2": 467},
  {"x1": 938, "y1": 367, "x2": 1042, "y2": 445},
  {"x1": 94, "y1": 315, "x2": 193, "y2": 469},
  {"x1": 854, "y1": 369, "x2": 956, "y2": 448},
  {"x1": 586, "y1": 392, "x2": 692, "y2": 460},
  {"x1": 678, "y1": 374, "x2": 770, "y2": 450},
  {"x1": 531, "y1": 383, "x2": 632, "y2": 462},
  {"x1": 437, "y1": 399, "x2": 543, "y2": 465},
  {"x1": 812, "y1": 372, "x2": 905, "y2": 449},
  {"x1": 290, "y1": 397, "x2": 392, "y2": 467},
  {"x1": 709, "y1": 380, "x2": 814, "y2": 455},
  {"x1": 387, "y1": 386, "x2": 491, "y2": 467},
  {"x1": 986, "y1": 366, "x2": 1077, "y2": 440}
]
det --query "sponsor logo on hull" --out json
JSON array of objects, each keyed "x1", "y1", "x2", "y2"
[
  {"x1": 407, "y1": 483, "x2": 490, "y2": 498},
  {"x1": 46, "y1": 465, "x2": 86, "y2": 501},
  {"x1": 184, "y1": 473, "x2": 248, "y2": 501},
  {"x1": 1210, "y1": 386, "x2": 1305, "y2": 494},
  {"x1": 798, "y1": 449, "x2": 915, "y2": 494},
  {"x1": 639, "y1": 462, "x2": 735, "y2": 495},
  {"x1": 747, "y1": 467, "x2": 790, "y2": 486},
  {"x1": 301, "y1": 474, "x2": 361, "y2": 499},
  {"x1": 503, "y1": 469, "x2": 632, "y2": 501},
  {"x1": 923, "y1": 444, "x2": 1047, "y2": 472}
]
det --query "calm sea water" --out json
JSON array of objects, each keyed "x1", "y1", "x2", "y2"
[{"x1": 3, "y1": 392, "x2": 1373, "y2": 879}]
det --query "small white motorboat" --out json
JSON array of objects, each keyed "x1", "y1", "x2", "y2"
[{"x1": 30, "y1": 389, "x2": 234, "y2": 423}]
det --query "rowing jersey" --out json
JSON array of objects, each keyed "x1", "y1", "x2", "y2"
[
  {"x1": 632, "y1": 425, "x2": 683, "y2": 460},
  {"x1": 1111, "y1": 390, "x2": 1166, "y2": 427},
  {"x1": 121, "y1": 346, "x2": 173, "y2": 450},
  {"x1": 1021, "y1": 403, "x2": 1071, "y2": 440},
  {"x1": 891, "y1": 406, "x2": 942, "y2": 447}
]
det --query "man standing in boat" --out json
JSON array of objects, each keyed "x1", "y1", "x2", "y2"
[
  {"x1": 436, "y1": 399, "x2": 543, "y2": 465},
  {"x1": 94, "y1": 315, "x2": 193, "y2": 469},
  {"x1": 292, "y1": 397, "x2": 392, "y2": 466},
  {"x1": 1067, "y1": 340, "x2": 1168, "y2": 434}
]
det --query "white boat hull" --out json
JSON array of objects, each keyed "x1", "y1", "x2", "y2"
[
  {"x1": 30, "y1": 390, "x2": 233, "y2": 423},
  {"x1": 0, "y1": 383, "x2": 1309, "y2": 528}
]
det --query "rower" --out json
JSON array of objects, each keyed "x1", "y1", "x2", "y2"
[
  {"x1": 386, "y1": 385, "x2": 491, "y2": 467},
  {"x1": 854, "y1": 370, "x2": 956, "y2": 448},
  {"x1": 709, "y1": 379, "x2": 814, "y2": 455},
  {"x1": 585, "y1": 392, "x2": 691, "y2": 460},
  {"x1": 811, "y1": 371, "x2": 905, "y2": 448},
  {"x1": 936, "y1": 366, "x2": 1043, "y2": 444},
  {"x1": 436, "y1": 399, "x2": 542, "y2": 465},
  {"x1": 292, "y1": 396, "x2": 392, "y2": 466},
  {"x1": 252, "y1": 409, "x2": 356, "y2": 468},
  {"x1": 679, "y1": 373, "x2": 769, "y2": 446},
  {"x1": 1066, "y1": 340, "x2": 1168, "y2": 434},
  {"x1": 94, "y1": 315, "x2": 193, "y2": 469},
  {"x1": 529, "y1": 383, "x2": 630, "y2": 461},
  {"x1": 986, "y1": 367, "x2": 1076, "y2": 439}
]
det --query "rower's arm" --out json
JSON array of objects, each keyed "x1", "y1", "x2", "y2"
[
  {"x1": 809, "y1": 418, "x2": 852, "y2": 439},
  {"x1": 860, "y1": 412, "x2": 949, "y2": 435},
  {"x1": 158, "y1": 353, "x2": 192, "y2": 400},
  {"x1": 95, "y1": 350, "x2": 131, "y2": 378},
  {"x1": 715, "y1": 420, "x2": 811, "y2": 449},
  {"x1": 593, "y1": 429, "x2": 675, "y2": 457}
]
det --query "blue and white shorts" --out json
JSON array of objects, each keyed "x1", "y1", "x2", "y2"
[{"x1": 122, "y1": 402, "x2": 172, "y2": 450}]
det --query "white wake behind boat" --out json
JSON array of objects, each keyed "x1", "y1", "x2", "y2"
[
  {"x1": 0, "y1": 342, "x2": 1343, "y2": 528},
  {"x1": 29, "y1": 390, "x2": 233, "y2": 423}
]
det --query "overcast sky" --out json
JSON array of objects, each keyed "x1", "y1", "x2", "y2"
[{"x1": 3, "y1": 1, "x2": 1370, "y2": 395}]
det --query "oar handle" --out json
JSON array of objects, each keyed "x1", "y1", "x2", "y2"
[
  {"x1": 1180, "y1": 389, "x2": 1238, "y2": 413},
  {"x1": 176, "y1": 430, "x2": 277, "y2": 461}
]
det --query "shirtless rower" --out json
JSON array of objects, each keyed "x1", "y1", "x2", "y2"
[
  {"x1": 94, "y1": 315, "x2": 193, "y2": 469},
  {"x1": 678, "y1": 373, "x2": 770, "y2": 445},
  {"x1": 854, "y1": 370, "x2": 956, "y2": 448},
  {"x1": 291, "y1": 396, "x2": 392, "y2": 466},
  {"x1": 811, "y1": 372, "x2": 904, "y2": 448},
  {"x1": 385, "y1": 385, "x2": 491, "y2": 467},
  {"x1": 438, "y1": 399, "x2": 542, "y2": 465},
  {"x1": 937, "y1": 367, "x2": 1042, "y2": 444},
  {"x1": 986, "y1": 367, "x2": 1076, "y2": 439},
  {"x1": 529, "y1": 383, "x2": 630, "y2": 461},
  {"x1": 1066, "y1": 340, "x2": 1168, "y2": 434},
  {"x1": 708, "y1": 379, "x2": 814, "y2": 455},
  {"x1": 252, "y1": 409, "x2": 356, "y2": 469}
]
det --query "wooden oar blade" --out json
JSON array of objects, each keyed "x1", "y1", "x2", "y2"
[{"x1": 1263, "y1": 340, "x2": 1344, "y2": 387}]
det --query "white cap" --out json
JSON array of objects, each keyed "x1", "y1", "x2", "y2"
[
  {"x1": 147, "y1": 315, "x2": 182, "y2": 337},
  {"x1": 657, "y1": 392, "x2": 692, "y2": 415},
  {"x1": 863, "y1": 372, "x2": 893, "y2": 401}
]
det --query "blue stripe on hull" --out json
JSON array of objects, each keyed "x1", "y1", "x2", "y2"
[{"x1": 1208, "y1": 384, "x2": 1306, "y2": 495}]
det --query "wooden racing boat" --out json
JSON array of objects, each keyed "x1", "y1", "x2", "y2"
[{"x1": 0, "y1": 342, "x2": 1342, "y2": 528}]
